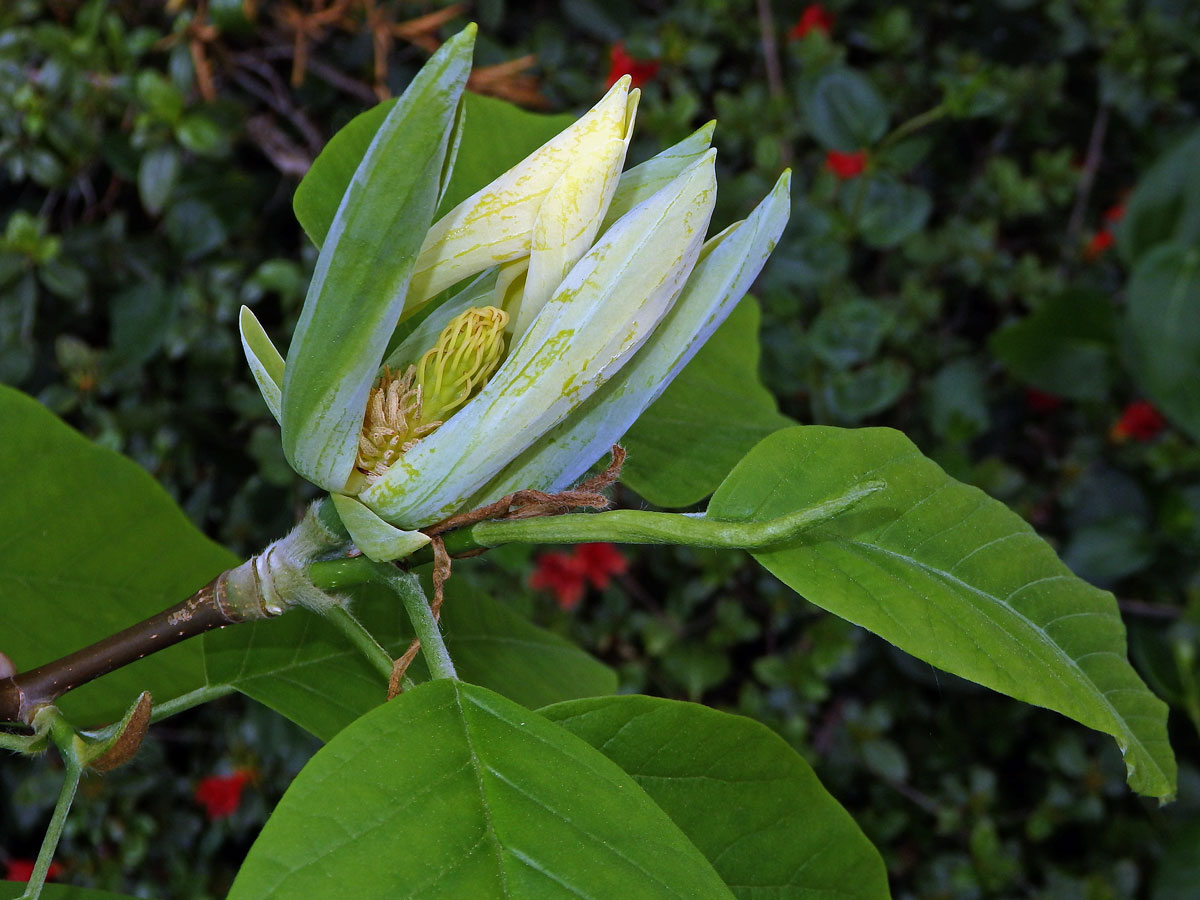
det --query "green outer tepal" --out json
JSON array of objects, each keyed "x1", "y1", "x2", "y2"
[{"x1": 280, "y1": 27, "x2": 475, "y2": 493}]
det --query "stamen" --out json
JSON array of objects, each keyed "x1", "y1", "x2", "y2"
[{"x1": 354, "y1": 307, "x2": 509, "y2": 482}]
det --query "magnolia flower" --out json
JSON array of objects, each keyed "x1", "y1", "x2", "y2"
[{"x1": 239, "y1": 27, "x2": 791, "y2": 561}]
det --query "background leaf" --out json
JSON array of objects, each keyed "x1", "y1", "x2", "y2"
[
  {"x1": 622, "y1": 299, "x2": 791, "y2": 507},
  {"x1": 990, "y1": 289, "x2": 1117, "y2": 402},
  {"x1": 1122, "y1": 243, "x2": 1200, "y2": 441},
  {"x1": 1116, "y1": 126, "x2": 1200, "y2": 265},
  {"x1": 707, "y1": 425, "x2": 1176, "y2": 799},
  {"x1": 228, "y1": 680, "x2": 735, "y2": 899},
  {"x1": 0, "y1": 385, "x2": 234, "y2": 726},
  {"x1": 802, "y1": 68, "x2": 890, "y2": 152},
  {"x1": 541, "y1": 694, "x2": 891, "y2": 900},
  {"x1": 203, "y1": 580, "x2": 615, "y2": 740}
]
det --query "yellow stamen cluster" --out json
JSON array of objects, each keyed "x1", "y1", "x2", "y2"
[
  {"x1": 354, "y1": 366, "x2": 439, "y2": 482},
  {"x1": 354, "y1": 306, "x2": 509, "y2": 483},
  {"x1": 414, "y1": 306, "x2": 509, "y2": 426}
]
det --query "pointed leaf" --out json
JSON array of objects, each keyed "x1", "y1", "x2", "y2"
[
  {"x1": 542, "y1": 695, "x2": 890, "y2": 900},
  {"x1": 330, "y1": 494, "x2": 430, "y2": 562},
  {"x1": 228, "y1": 680, "x2": 735, "y2": 899},
  {"x1": 0, "y1": 386, "x2": 234, "y2": 726},
  {"x1": 281, "y1": 29, "x2": 475, "y2": 492},
  {"x1": 238, "y1": 305, "x2": 285, "y2": 423},
  {"x1": 708, "y1": 426, "x2": 1176, "y2": 800}
]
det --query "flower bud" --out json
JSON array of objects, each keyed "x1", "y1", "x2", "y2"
[{"x1": 238, "y1": 28, "x2": 790, "y2": 560}]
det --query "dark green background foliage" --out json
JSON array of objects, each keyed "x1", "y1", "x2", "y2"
[{"x1": 3, "y1": 0, "x2": 1199, "y2": 897}]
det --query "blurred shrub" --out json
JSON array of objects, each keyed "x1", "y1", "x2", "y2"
[{"x1": 3, "y1": 0, "x2": 1199, "y2": 897}]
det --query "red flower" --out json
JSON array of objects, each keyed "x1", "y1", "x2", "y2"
[
  {"x1": 574, "y1": 542, "x2": 628, "y2": 589},
  {"x1": 1103, "y1": 203, "x2": 1126, "y2": 223},
  {"x1": 531, "y1": 543, "x2": 627, "y2": 610},
  {"x1": 825, "y1": 149, "x2": 867, "y2": 179},
  {"x1": 789, "y1": 4, "x2": 835, "y2": 39},
  {"x1": 1111, "y1": 401, "x2": 1166, "y2": 442},
  {"x1": 194, "y1": 769, "x2": 254, "y2": 820},
  {"x1": 605, "y1": 42, "x2": 659, "y2": 89},
  {"x1": 1024, "y1": 388, "x2": 1063, "y2": 413},
  {"x1": 1083, "y1": 229, "x2": 1115, "y2": 260},
  {"x1": 531, "y1": 552, "x2": 588, "y2": 610},
  {"x1": 4, "y1": 859, "x2": 64, "y2": 881}
]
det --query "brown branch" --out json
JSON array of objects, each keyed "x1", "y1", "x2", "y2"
[{"x1": 0, "y1": 564, "x2": 275, "y2": 725}]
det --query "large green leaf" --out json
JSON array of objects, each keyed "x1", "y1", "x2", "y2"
[
  {"x1": 281, "y1": 29, "x2": 474, "y2": 492},
  {"x1": 622, "y1": 299, "x2": 792, "y2": 507},
  {"x1": 203, "y1": 581, "x2": 615, "y2": 740},
  {"x1": 0, "y1": 385, "x2": 234, "y2": 726},
  {"x1": 0, "y1": 885, "x2": 153, "y2": 900},
  {"x1": 541, "y1": 695, "x2": 891, "y2": 900},
  {"x1": 707, "y1": 426, "x2": 1176, "y2": 800},
  {"x1": 228, "y1": 680, "x2": 735, "y2": 899},
  {"x1": 1123, "y1": 243, "x2": 1200, "y2": 441}
]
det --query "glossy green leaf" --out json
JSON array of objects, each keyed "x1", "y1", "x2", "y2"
[
  {"x1": 1116, "y1": 126, "x2": 1200, "y2": 265},
  {"x1": 541, "y1": 695, "x2": 890, "y2": 900},
  {"x1": 708, "y1": 425, "x2": 1176, "y2": 800},
  {"x1": 990, "y1": 289, "x2": 1116, "y2": 402},
  {"x1": 622, "y1": 299, "x2": 792, "y2": 508},
  {"x1": 0, "y1": 385, "x2": 234, "y2": 726},
  {"x1": 1123, "y1": 243, "x2": 1200, "y2": 441},
  {"x1": 803, "y1": 68, "x2": 889, "y2": 152},
  {"x1": 0, "y1": 885, "x2": 155, "y2": 900},
  {"x1": 281, "y1": 29, "x2": 474, "y2": 492},
  {"x1": 228, "y1": 679, "x2": 734, "y2": 899},
  {"x1": 203, "y1": 580, "x2": 615, "y2": 740}
]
